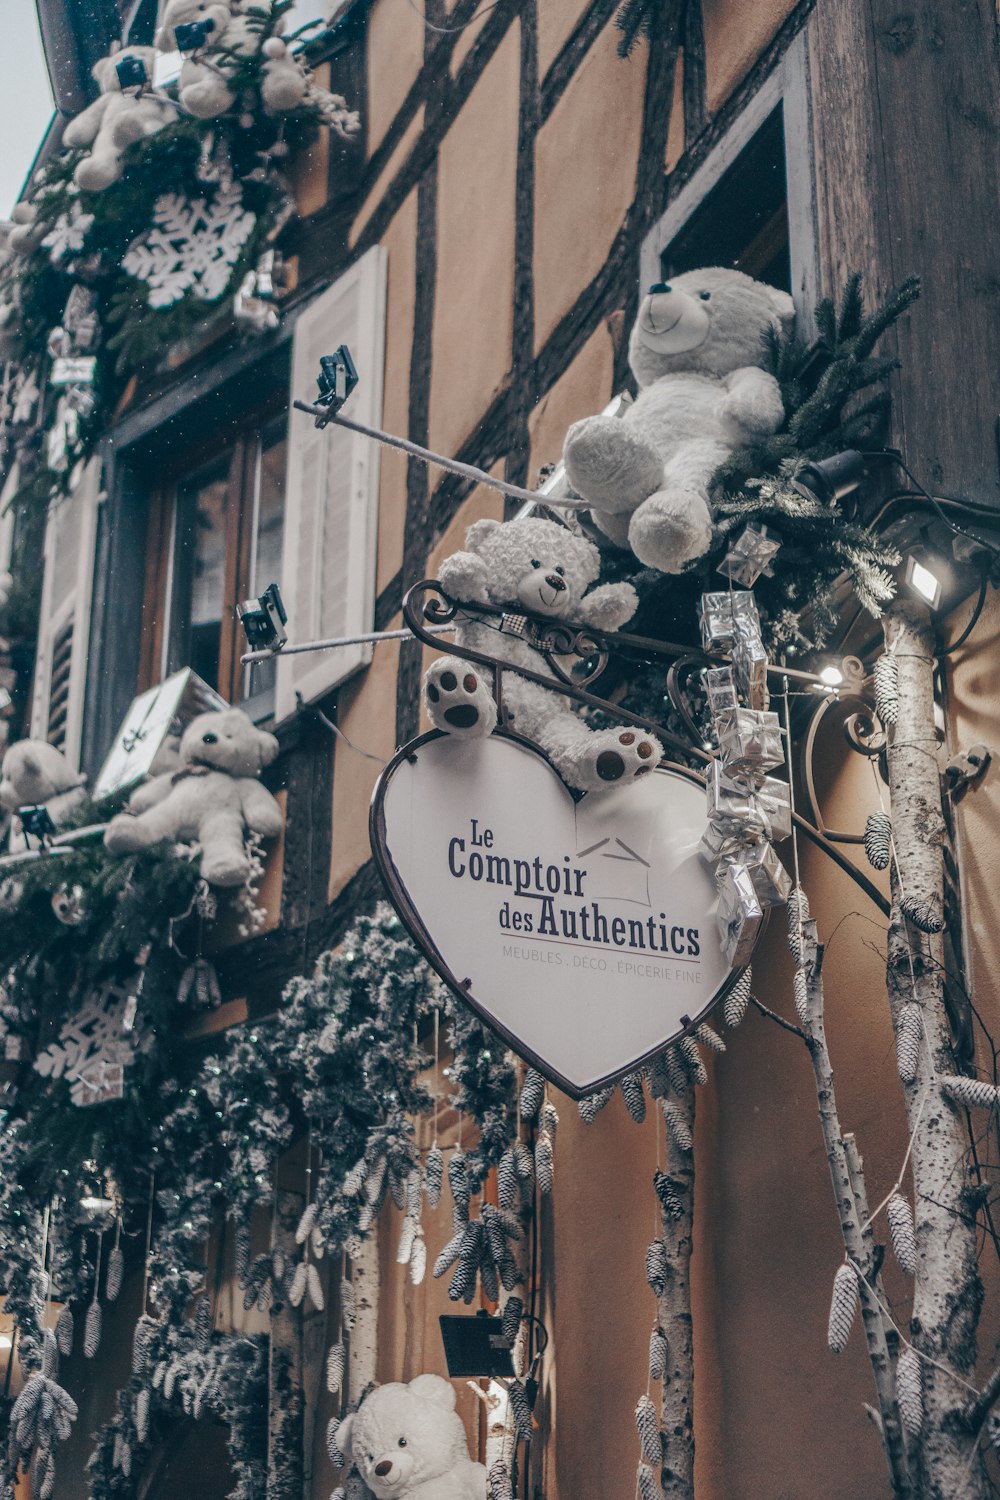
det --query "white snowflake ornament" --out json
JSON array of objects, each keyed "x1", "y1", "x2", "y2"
[{"x1": 122, "y1": 162, "x2": 255, "y2": 310}]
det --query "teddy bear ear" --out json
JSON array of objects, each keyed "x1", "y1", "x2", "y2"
[
  {"x1": 766, "y1": 287, "x2": 797, "y2": 333},
  {"x1": 255, "y1": 731, "x2": 279, "y2": 770},
  {"x1": 408, "y1": 1373, "x2": 457, "y2": 1411},
  {"x1": 335, "y1": 1413, "x2": 354, "y2": 1460},
  {"x1": 464, "y1": 519, "x2": 501, "y2": 552}
]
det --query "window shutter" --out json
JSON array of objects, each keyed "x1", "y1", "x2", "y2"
[
  {"x1": 275, "y1": 244, "x2": 387, "y2": 722},
  {"x1": 30, "y1": 456, "x2": 101, "y2": 764}
]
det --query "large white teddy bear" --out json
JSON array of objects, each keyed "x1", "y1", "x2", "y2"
[
  {"x1": 157, "y1": 0, "x2": 306, "y2": 119},
  {"x1": 104, "y1": 706, "x2": 282, "y2": 886},
  {"x1": 423, "y1": 517, "x2": 662, "y2": 792},
  {"x1": 563, "y1": 266, "x2": 796, "y2": 574},
  {"x1": 63, "y1": 47, "x2": 173, "y2": 192},
  {"x1": 336, "y1": 1375, "x2": 486, "y2": 1500}
]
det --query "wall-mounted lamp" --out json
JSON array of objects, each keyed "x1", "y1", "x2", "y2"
[
  {"x1": 817, "y1": 663, "x2": 845, "y2": 688},
  {"x1": 792, "y1": 449, "x2": 867, "y2": 506},
  {"x1": 903, "y1": 551, "x2": 945, "y2": 611},
  {"x1": 175, "y1": 18, "x2": 216, "y2": 51},
  {"x1": 314, "y1": 346, "x2": 358, "y2": 425},
  {"x1": 237, "y1": 582, "x2": 288, "y2": 653},
  {"x1": 439, "y1": 1312, "x2": 516, "y2": 1379},
  {"x1": 115, "y1": 55, "x2": 149, "y2": 90}
]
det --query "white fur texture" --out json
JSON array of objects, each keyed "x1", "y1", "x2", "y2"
[
  {"x1": 104, "y1": 707, "x2": 282, "y2": 886},
  {"x1": 424, "y1": 518, "x2": 663, "y2": 793},
  {"x1": 63, "y1": 49, "x2": 173, "y2": 192},
  {"x1": 336, "y1": 1375, "x2": 486, "y2": 1500},
  {"x1": 0, "y1": 740, "x2": 87, "y2": 853},
  {"x1": 563, "y1": 266, "x2": 795, "y2": 574}
]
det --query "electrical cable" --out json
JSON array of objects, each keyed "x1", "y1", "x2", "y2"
[
  {"x1": 403, "y1": 0, "x2": 503, "y2": 33},
  {"x1": 937, "y1": 567, "x2": 989, "y2": 657}
]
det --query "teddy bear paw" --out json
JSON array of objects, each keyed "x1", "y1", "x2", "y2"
[
  {"x1": 425, "y1": 658, "x2": 498, "y2": 739},
  {"x1": 628, "y1": 490, "x2": 714, "y2": 574},
  {"x1": 563, "y1": 416, "x2": 664, "y2": 514},
  {"x1": 572, "y1": 729, "x2": 662, "y2": 791}
]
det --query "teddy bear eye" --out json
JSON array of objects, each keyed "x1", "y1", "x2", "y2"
[
  {"x1": 398, "y1": 1438, "x2": 407, "y2": 1447},
  {"x1": 530, "y1": 559, "x2": 541, "y2": 568},
  {"x1": 699, "y1": 291, "x2": 711, "y2": 301}
]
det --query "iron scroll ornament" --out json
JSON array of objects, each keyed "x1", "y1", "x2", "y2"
[
  {"x1": 401, "y1": 580, "x2": 891, "y2": 918},
  {"x1": 369, "y1": 728, "x2": 756, "y2": 1099}
]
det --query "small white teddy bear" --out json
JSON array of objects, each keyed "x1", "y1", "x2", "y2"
[
  {"x1": 335, "y1": 1374, "x2": 486, "y2": 1500},
  {"x1": 63, "y1": 47, "x2": 173, "y2": 192},
  {"x1": 104, "y1": 706, "x2": 282, "y2": 886},
  {"x1": 563, "y1": 266, "x2": 796, "y2": 574},
  {"x1": 0, "y1": 740, "x2": 87, "y2": 852},
  {"x1": 423, "y1": 517, "x2": 662, "y2": 792}
]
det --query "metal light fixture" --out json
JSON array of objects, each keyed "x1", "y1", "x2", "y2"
[
  {"x1": 237, "y1": 582, "x2": 288, "y2": 652},
  {"x1": 818, "y1": 663, "x2": 845, "y2": 688},
  {"x1": 314, "y1": 345, "x2": 359, "y2": 425},
  {"x1": 792, "y1": 449, "x2": 867, "y2": 505},
  {"x1": 115, "y1": 55, "x2": 149, "y2": 90},
  {"x1": 18, "y1": 805, "x2": 57, "y2": 845},
  {"x1": 903, "y1": 551, "x2": 944, "y2": 611},
  {"x1": 439, "y1": 1312, "x2": 516, "y2": 1379}
]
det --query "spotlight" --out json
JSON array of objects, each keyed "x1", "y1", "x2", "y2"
[
  {"x1": 793, "y1": 450, "x2": 866, "y2": 505},
  {"x1": 237, "y1": 582, "x2": 288, "y2": 652},
  {"x1": 18, "y1": 804, "x2": 57, "y2": 845},
  {"x1": 439, "y1": 1312, "x2": 516, "y2": 1379},
  {"x1": 115, "y1": 55, "x2": 149, "y2": 90},
  {"x1": 80, "y1": 1195, "x2": 114, "y2": 1214},
  {"x1": 818, "y1": 664, "x2": 844, "y2": 688},
  {"x1": 175, "y1": 17, "x2": 216, "y2": 51},
  {"x1": 314, "y1": 345, "x2": 358, "y2": 425},
  {"x1": 904, "y1": 552, "x2": 944, "y2": 611}
]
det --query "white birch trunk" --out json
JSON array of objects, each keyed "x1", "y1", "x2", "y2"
[
  {"x1": 347, "y1": 1227, "x2": 380, "y2": 1406},
  {"x1": 656, "y1": 1083, "x2": 695, "y2": 1498},
  {"x1": 268, "y1": 1187, "x2": 305, "y2": 1500},
  {"x1": 882, "y1": 602, "x2": 986, "y2": 1498}
]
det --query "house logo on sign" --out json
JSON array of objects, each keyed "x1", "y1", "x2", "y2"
[{"x1": 574, "y1": 800, "x2": 653, "y2": 906}]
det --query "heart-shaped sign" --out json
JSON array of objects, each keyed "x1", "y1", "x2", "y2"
[{"x1": 370, "y1": 731, "x2": 744, "y2": 1099}]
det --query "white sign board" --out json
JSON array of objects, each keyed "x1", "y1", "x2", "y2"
[{"x1": 371, "y1": 732, "x2": 743, "y2": 1098}]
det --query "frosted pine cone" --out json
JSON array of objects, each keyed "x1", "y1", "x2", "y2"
[
  {"x1": 637, "y1": 1462, "x2": 662, "y2": 1500},
  {"x1": 364, "y1": 1154, "x2": 387, "y2": 1207},
  {"x1": 635, "y1": 1393, "x2": 661, "y2": 1464},
  {"x1": 432, "y1": 1227, "x2": 466, "y2": 1279},
  {"x1": 340, "y1": 1277, "x2": 356, "y2": 1331},
  {"x1": 649, "y1": 1325, "x2": 668, "y2": 1380},
  {"x1": 488, "y1": 1460, "x2": 513, "y2": 1500},
  {"x1": 677, "y1": 1037, "x2": 707, "y2": 1087},
  {"x1": 195, "y1": 1296, "x2": 212, "y2": 1351},
  {"x1": 896, "y1": 1345, "x2": 923, "y2": 1437},
  {"x1": 542, "y1": 1101, "x2": 559, "y2": 1143},
  {"x1": 496, "y1": 1148, "x2": 518, "y2": 1210},
  {"x1": 343, "y1": 1157, "x2": 367, "y2": 1197},
  {"x1": 620, "y1": 1072, "x2": 647, "y2": 1123},
  {"x1": 512, "y1": 1141, "x2": 535, "y2": 1186},
  {"x1": 410, "y1": 1227, "x2": 427, "y2": 1286},
  {"x1": 234, "y1": 1224, "x2": 252, "y2": 1281},
  {"x1": 896, "y1": 1003, "x2": 922, "y2": 1084},
  {"x1": 578, "y1": 1085, "x2": 614, "y2": 1123},
  {"x1": 786, "y1": 886, "x2": 810, "y2": 962},
  {"x1": 863, "y1": 811, "x2": 892, "y2": 871},
  {"x1": 296, "y1": 1202, "x2": 318, "y2": 1244},
  {"x1": 425, "y1": 1144, "x2": 444, "y2": 1207},
  {"x1": 448, "y1": 1149, "x2": 470, "y2": 1212},
  {"x1": 501, "y1": 1296, "x2": 524, "y2": 1344},
  {"x1": 132, "y1": 1318, "x2": 151, "y2": 1376},
  {"x1": 288, "y1": 1262, "x2": 308, "y2": 1308},
  {"x1": 306, "y1": 1262, "x2": 324, "y2": 1311},
  {"x1": 694, "y1": 1023, "x2": 725, "y2": 1054},
  {"x1": 793, "y1": 969, "x2": 809, "y2": 1026},
  {"x1": 873, "y1": 653, "x2": 899, "y2": 726},
  {"x1": 327, "y1": 1415, "x2": 345, "y2": 1466},
  {"x1": 326, "y1": 1342, "x2": 346, "y2": 1394},
  {"x1": 135, "y1": 1386, "x2": 150, "y2": 1443},
  {"x1": 645, "y1": 1239, "x2": 668, "y2": 1296},
  {"x1": 535, "y1": 1131, "x2": 554, "y2": 1194},
  {"x1": 509, "y1": 1378, "x2": 533, "y2": 1442},
  {"x1": 55, "y1": 1305, "x2": 74, "y2": 1358},
  {"x1": 519, "y1": 1068, "x2": 545, "y2": 1121},
  {"x1": 653, "y1": 1169, "x2": 684, "y2": 1221},
  {"x1": 83, "y1": 1301, "x2": 102, "y2": 1359},
  {"x1": 724, "y1": 967, "x2": 752, "y2": 1028},
  {"x1": 105, "y1": 1245, "x2": 124, "y2": 1303},
  {"x1": 886, "y1": 1192, "x2": 917, "y2": 1275},
  {"x1": 397, "y1": 1214, "x2": 418, "y2": 1265},
  {"x1": 940, "y1": 1075, "x2": 1000, "y2": 1110},
  {"x1": 900, "y1": 895, "x2": 943, "y2": 935},
  {"x1": 827, "y1": 1263, "x2": 858, "y2": 1353},
  {"x1": 660, "y1": 1099, "x2": 693, "y2": 1153}
]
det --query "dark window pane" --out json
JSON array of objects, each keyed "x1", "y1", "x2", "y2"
[
  {"x1": 170, "y1": 450, "x2": 231, "y2": 691},
  {"x1": 243, "y1": 417, "x2": 287, "y2": 702},
  {"x1": 661, "y1": 107, "x2": 791, "y2": 292}
]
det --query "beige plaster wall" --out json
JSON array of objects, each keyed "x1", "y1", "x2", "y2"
[
  {"x1": 365, "y1": 0, "x2": 426, "y2": 153},
  {"x1": 702, "y1": 0, "x2": 799, "y2": 113}
]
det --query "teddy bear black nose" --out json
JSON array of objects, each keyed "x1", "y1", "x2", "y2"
[
  {"x1": 374, "y1": 1461, "x2": 393, "y2": 1477},
  {"x1": 202, "y1": 732, "x2": 218, "y2": 744},
  {"x1": 545, "y1": 573, "x2": 566, "y2": 591}
]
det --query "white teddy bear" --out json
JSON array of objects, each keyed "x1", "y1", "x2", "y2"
[
  {"x1": 423, "y1": 517, "x2": 662, "y2": 792},
  {"x1": 104, "y1": 706, "x2": 282, "y2": 886},
  {"x1": 63, "y1": 47, "x2": 173, "y2": 192},
  {"x1": 0, "y1": 740, "x2": 87, "y2": 852},
  {"x1": 563, "y1": 266, "x2": 796, "y2": 574},
  {"x1": 335, "y1": 1375, "x2": 486, "y2": 1500},
  {"x1": 156, "y1": 0, "x2": 243, "y2": 119}
]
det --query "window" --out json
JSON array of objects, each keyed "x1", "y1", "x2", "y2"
[{"x1": 143, "y1": 412, "x2": 287, "y2": 708}]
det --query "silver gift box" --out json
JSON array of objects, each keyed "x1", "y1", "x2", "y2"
[
  {"x1": 699, "y1": 590, "x2": 762, "y2": 654},
  {"x1": 733, "y1": 629, "x2": 770, "y2": 711},
  {"x1": 757, "y1": 776, "x2": 792, "y2": 841},
  {"x1": 716, "y1": 708, "x2": 785, "y2": 775},
  {"x1": 698, "y1": 815, "x2": 762, "y2": 866},
  {"x1": 716, "y1": 864, "x2": 764, "y2": 968},
  {"x1": 706, "y1": 761, "x2": 792, "y2": 842},
  {"x1": 717, "y1": 523, "x2": 782, "y2": 589},
  {"x1": 715, "y1": 840, "x2": 792, "y2": 909},
  {"x1": 705, "y1": 665, "x2": 739, "y2": 719}
]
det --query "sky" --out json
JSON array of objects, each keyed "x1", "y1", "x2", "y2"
[{"x1": 0, "y1": 0, "x2": 55, "y2": 218}]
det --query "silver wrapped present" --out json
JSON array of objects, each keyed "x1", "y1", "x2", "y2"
[
  {"x1": 698, "y1": 816, "x2": 761, "y2": 867},
  {"x1": 716, "y1": 708, "x2": 785, "y2": 775},
  {"x1": 699, "y1": 590, "x2": 762, "y2": 654},
  {"x1": 757, "y1": 776, "x2": 792, "y2": 841},
  {"x1": 715, "y1": 840, "x2": 792, "y2": 909},
  {"x1": 732, "y1": 628, "x2": 769, "y2": 711},
  {"x1": 705, "y1": 665, "x2": 739, "y2": 719},
  {"x1": 717, "y1": 523, "x2": 782, "y2": 588},
  {"x1": 716, "y1": 864, "x2": 764, "y2": 968},
  {"x1": 706, "y1": 762, "x2": 792, "y2": 842}
]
